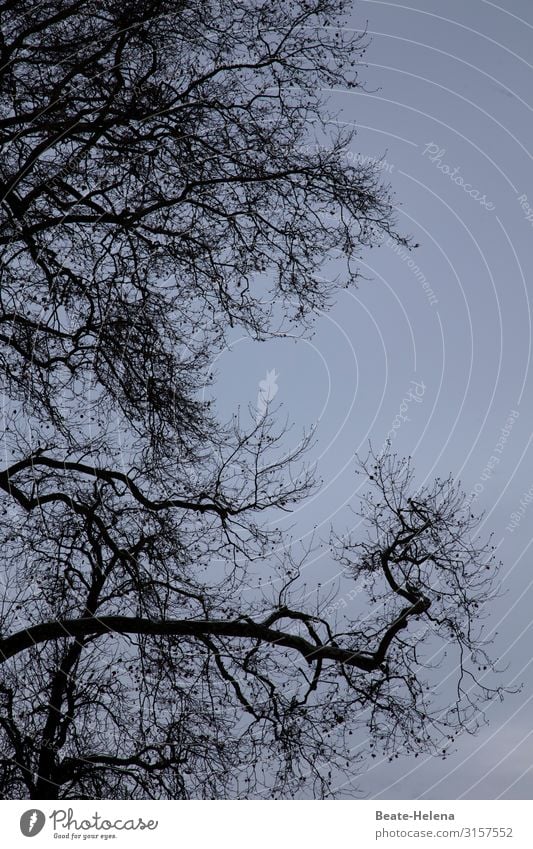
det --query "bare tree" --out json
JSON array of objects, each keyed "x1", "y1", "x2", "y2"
[
  {"x1": 0, "y1": 0, "x2": 506, "y2": 799},
  {"x1": 330, "y1": 451, "x2": 506, "y2": 760}
]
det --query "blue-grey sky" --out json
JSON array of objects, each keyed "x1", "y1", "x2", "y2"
[{"x1": 214, "y1": 0, "x2": 533, "y2": 799}]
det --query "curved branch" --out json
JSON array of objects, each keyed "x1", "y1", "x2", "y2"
[
  {"x1": 0, "y1": 604, "x2": 430, "y2": 670},
  {"x1": 0, "y1": 455, "x2": 230, "y2": 518}
]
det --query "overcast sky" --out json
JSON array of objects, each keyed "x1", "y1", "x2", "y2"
[{"x1": 214, "y1": 0, "x2": 533, "y2": 799}]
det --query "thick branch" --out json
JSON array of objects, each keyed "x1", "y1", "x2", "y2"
[
  {"x1": 0, "y1": 455, "x2": 231, "y2": 518},
  {"x1": 0, "y1": 607, "x2": 429, "y2": 670}
]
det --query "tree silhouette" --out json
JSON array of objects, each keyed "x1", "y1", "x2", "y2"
[{"x1": 0, "y1": 0, "x2": 505, "y2": 799}]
